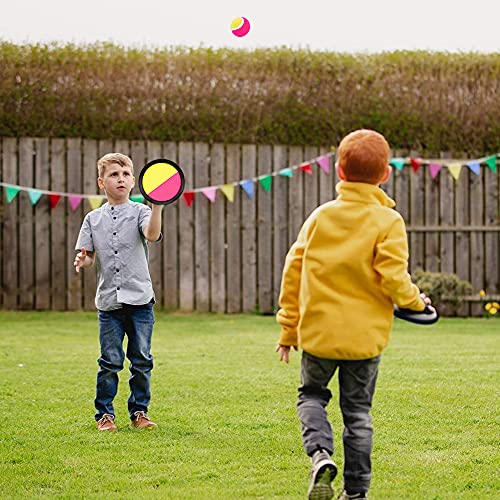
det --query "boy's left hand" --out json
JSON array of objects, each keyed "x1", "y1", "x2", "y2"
[{"x1": 275, "y1": 343, "x2": 298, "y2": 364}]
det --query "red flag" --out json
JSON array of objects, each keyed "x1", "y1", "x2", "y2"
[
  {"x1": 300, "y1": 163, "x2": 313, "y2": 175},
  {"x1": 183, "y1": 192, "x2": 195, "y2": 207},
  {"x1": 49, "y1": 194, "x2": 61, "y2": 209},
  {"x1": 410, "y1": 158, "x2": 422, "y2": 173}
]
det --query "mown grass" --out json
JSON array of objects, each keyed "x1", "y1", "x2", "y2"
[{"x1": 0, "y1": 312, "x2": 498, "y2": 499}]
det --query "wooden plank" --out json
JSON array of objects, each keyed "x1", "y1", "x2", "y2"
[
  {"x1": 226, "y1": 144, "x2": 242, "y2": 313},
  {"x1": 163, "y1": 141, "x2": 179, "y2": 310},
  {"x1": 82, "y1": 139, "x2": 99, "y2": 310},
  {"x1": 394, "y1": 150, "x2": 410, "y2": 222},
  {"x1": 241, "y1": 144, "x2": 257, "y2": 312},
  {"x1": 50, "y1": 138, "x2": 67, "y2": 310},
  {"x1": 469, "y1": 165, "x2": 484, "y2": 317},
  {"x1": 484, "y1": 164, "x2": 499, "y2": 304},
  {"x1": 34, "y1": 138, "x2": 50, "y2": 310},
  {"x1": 288, "y1": 146, "x2": 304, "y2": 247},
  {"x1": 130, "y1": 140, "x2": 146, "y2": 200},
  {"x1": 146, "y1": 140, "x2": 163, "y2": 308},
  {"x1": 210, "y1": 143, "x2": 225, "y2": 313},
  {"x1": 178, "y1": 142, "x2": 194, "y2": 311},
  {"x1": 303, "y1": 146, "x2": 319, "y2": 220},
  {"x1": 455, "y1": 159, "x2": 470, "y2": 316},
  {"x1": 272, "y1": 145, "x2": 289, "y2": 310},
  {"x1": 66, "y1": 138, "x2": 83, "y2": 310},
  {"x1": 384, "y1": 151, "x2": 395, "y2": 199},
  {"x1": 194, "y1": 142, "x2": 210, "y2": 312},
  {"x1": 424, "y1": 161, "x2": 440, "y2": 272},
  {"x1": 257, "y1": 144, "x2": 273, "y2": 314},
  {"x1": 114, "y1": 140, "x2": 130, "y2": 157},
  {"x1": 2, "y1": 138, "x2": 19, "y2": 309},
  {"x1": 409, "y1": 151, "x2": 425, "y2": 274},
  {"x1": 18, "y1": 138, "x2": 35, "y2": 310}
]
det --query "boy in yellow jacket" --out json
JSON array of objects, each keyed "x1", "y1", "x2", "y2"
[{"x1": 276, "y1": 129, "x2": 432, "y2": 500}]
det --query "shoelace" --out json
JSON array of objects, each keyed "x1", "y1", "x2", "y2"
[
  {"x1": 133, "y1": 411, "x2": 150, "y2": 421},
  {"x1": 99, "y1": 414, "x2": 114, "y2": 424}
]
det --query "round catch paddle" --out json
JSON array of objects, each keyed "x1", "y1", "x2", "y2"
[
  {"x1": 393, "y1": 305, "x2": 439, "y2": 325},
  {"x1": 138, "y1": 159, "x2": 185, "y2": 205}
]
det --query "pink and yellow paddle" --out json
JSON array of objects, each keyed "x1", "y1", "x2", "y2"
[{"x1": 138, "y1": 159, "x2": 185, "y2": 205}]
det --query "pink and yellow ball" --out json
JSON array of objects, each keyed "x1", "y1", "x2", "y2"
[{"x1": 230, "y1": 17, "x2": 251, "y2": 37}]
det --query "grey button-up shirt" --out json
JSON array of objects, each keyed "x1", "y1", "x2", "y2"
[{"x1": 75, "y1": 200, "x2": 162, "y2": 311}]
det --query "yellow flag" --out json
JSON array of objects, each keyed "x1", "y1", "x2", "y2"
[
  {"x1": 88, "y1": 196, "x2": 104, "y2": 210},
  {"x1": 221, "y1": 184, "x2": 235, "y2": 202},
  {"x1": 447, "y1": 163, "x2": 462, "y2": 180}
]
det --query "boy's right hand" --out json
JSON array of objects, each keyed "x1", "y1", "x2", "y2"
[
  {"x1": 420, "y1": 292, "x2": 436, "y2": 312},
  {"x1": 275, "y1": 343, "x2": 298, "y2": 364},
  {"x1": 74, "y1": 247, "x2": 88, "y2": 273}
]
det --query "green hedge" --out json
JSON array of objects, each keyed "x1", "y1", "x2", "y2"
[{"x1": 1, "y1": 42, "x2": 499, "y2": 153}]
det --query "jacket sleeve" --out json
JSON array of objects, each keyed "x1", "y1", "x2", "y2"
[
  {"x1": 276, "y1": 215, "x2": 316, "y2": 346},
  {"x1": 373, "y1": 215, "x2": 425, "y2": 311}
]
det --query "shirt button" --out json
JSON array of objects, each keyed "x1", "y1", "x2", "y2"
[
  {"x1": 117, "y1": 287, "x2": 120, "y2": 290},
  {"x1": 116, "y1": 269, "x2": 119, "y2": 272},
  {"x1": 113, "y1": 217, "x2": 116, "y2": 220},
  {"x1": 111, "y1": 207, "x2": 114, "y2": 210},
  {"x1": 114, "y1": 251, "x2": 118, "y2": 254},
  {"x1": 113, "y1": 232, "x2": 116, "y2": 235}
]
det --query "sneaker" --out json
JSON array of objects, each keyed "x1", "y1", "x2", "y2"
[
  {"x1": 131, "y1": 411, "x2": 157, "y2": 429},
  {"x1": 96, "y1": 413, "x2": 117, "y2": 432},
  {"x1": 338, "y1": 491, "x2": 367, "y2": 499},
  {"x1": 307, "y1": 449, "x2": 338, "y2": 500}
]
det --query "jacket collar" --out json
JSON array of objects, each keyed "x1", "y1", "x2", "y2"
[{"x1": 335, "y1": 181, "x2": 395, "y2": 208}]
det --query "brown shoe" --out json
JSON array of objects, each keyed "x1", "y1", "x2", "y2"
[
  {"x1": 131, "y1": 411, "x2": 157, "y2": 429},
  {"x1": 97, "y1": 413, "x2": 117, "y2": 432}
]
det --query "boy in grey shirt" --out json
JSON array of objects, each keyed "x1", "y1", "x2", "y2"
[{"x1": 74, "y1": 153, "x2": 163, "y2": 431}]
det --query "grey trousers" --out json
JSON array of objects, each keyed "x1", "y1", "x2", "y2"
[{"x1": 297, "y1": 351, "x2": 380, "y2": 494}]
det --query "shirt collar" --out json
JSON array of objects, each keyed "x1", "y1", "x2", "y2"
[
  {"x1": 335, "y1": 181, "x2": 396, "y2": 208},
  {"x1": 104, "y1": 199, "x2": 133, "y2": 213}
]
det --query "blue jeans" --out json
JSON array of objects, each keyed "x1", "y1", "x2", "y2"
[
  {"x1": 297, "y1": 351, "x2": 380, "y2": 494},
  {"x1": 95, "y1": 302, "x2": 155, "y2": 421}
]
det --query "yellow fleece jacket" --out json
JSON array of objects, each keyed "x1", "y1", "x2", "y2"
[{"x1": 276, "y1": 181, "x2": 424, "y2": 360}]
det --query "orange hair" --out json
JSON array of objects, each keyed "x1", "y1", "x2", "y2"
[{"x1": 337, "y1": 129, "x2": 390, "y2": 184}]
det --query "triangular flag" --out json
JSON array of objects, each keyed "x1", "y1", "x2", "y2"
[
  {"x1": 429, "y1": 163, "x2": 442, "y2": 179},
  {"x1": 183, "y1": 192, "x2": 194, "y2": 207},
  {"x1": 221, "y1": 184, "x2": 235, "y2": 202},
  {"x1": 300, "y1": 163, "x2": 313, "y2": 175},
  {"x1": 202, "y1": 187, "x2": 217, "y2": 203},
  {"x1": 49, "y1": 194, "x2": 61, "y2": 209},
  {"x1": 447, "y1": 163, "x2": 462, "y2": 181},
  {"x1": 390, "y1": 158, "x2": 405, "y2": 170},
  {"x1": 6, "y1": 186, "x2": 20, "y2": 202},
  {"x1": 130, "y1": 194, "x2": 144, "y2": 203},
  {"x1": 69, "y1": 196, "x2": 83, "y2": 211},
  {"x1": 259, "y1": 175, "x2": 273, "y2": 192},
  {"x1": 240, "y1": 180, "x2": 254, "y2": 198},
  {"x1": 88, "y1": 196, "x2": 104, "y2": 210},
  {"x1": 466, "y1": 161, "x2": 480, "y2": 175},
  {"x1": 28, "y1": 189, "x2": 43, "y2": 205},
  {"x1": 317, "y1": 155, "x2": 330, "y2": 174},
  {"x1": 410, "y1": 158, "x2": 422, "y2": 173},
  {"x1": 485, "y1": 155, "x2": 497, "y2": 173},
  {"x1": 279, "y1": 168, "x2": 293, "y2": 178}
]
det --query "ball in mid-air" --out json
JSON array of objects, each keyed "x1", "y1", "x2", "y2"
[{"x1": 231, "y1": 17, "x2": 251, "y2": 37}]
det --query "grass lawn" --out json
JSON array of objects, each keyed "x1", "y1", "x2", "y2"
[{"x1": 0, "y1": 312, "x2": 498, "y2": 499}]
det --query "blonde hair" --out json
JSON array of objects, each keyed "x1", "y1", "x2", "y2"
[
  {"x1": 97, "y1": 153, "x2": 134, "y2": 177},
  {"x1": 337, "y1": 129, "x2": 390, "y2": 184}
]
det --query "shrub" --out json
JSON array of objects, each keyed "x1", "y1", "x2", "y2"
[{"x1": 413, "y1": 269, "x2": 473, "y2": 307}]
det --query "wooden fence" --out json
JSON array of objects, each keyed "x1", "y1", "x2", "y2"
[{"x1": 0, "y1": 138, "x2": 498, "y2": 316}]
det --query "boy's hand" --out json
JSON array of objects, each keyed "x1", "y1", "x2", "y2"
[
  {"x1": 420, "y1": 292, "x2": 436, "y2": 312},
  {"x1": 74, "y1": 247, "x2": 89, "y2": 273},
  {"x1": 275, "y1": 343, "x2": 298, "y2": 364}
]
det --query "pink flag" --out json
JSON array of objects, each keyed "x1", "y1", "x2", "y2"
[
  {"x1": 202, "y1": 187, "x2": 217, "y2": 203},
  {"x1": 316, "y1": 155, "x2": 330, "y2": 174},
  {"x1": 69, "y1": 196, "x2": 83, "y2": 211},
  {"x1": 429, "y1": 163, "x2": 442, "y2": 179}
]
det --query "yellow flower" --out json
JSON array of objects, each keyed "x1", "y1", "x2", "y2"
[
  {"x1": 489, "y1": 307, "x2": 498, "y2": 315},
  {"x1": 493, "y1": 302, "x2": 500, "y2": 309},
  {"x1": 485, "y1": 303, "x2": 492, "y2": 312},
  {"x1": 479, "y1": 290, "x2": 486, "y2": 297}
]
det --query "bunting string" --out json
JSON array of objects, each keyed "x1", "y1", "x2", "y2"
[{"x1": 0, "y1": 152, "x2": 498, "y2": 209}]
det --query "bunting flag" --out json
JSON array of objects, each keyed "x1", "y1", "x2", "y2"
[
  {"x1": 183, "y1": 192, "x2": 195, "y2": 207},
  {"x1": 88, "y1": 196, "x2": 104, "y2": 210},
  {"x1": 279, "y1": 168, "x2": 293, "y2": 178},
  {"x1": 28, "y1": 189, "x2": 43, "y2": 205},
  {"x1": 300, "y1": 163, "x2": 313, "y2": 175},
  {"x1": 410, "y1": 158, "x2": 422, "y2": 173},
  {"x1": 221, "y1": 184, "x2": 235, "y2": 202},
  {"x1": 240, "y1": 180, "x2": 254, "y2": 198},
  {"x1": 69, "y1": 196, "x2": 83, "y2": 211},
  {"x1": 49, "y1": 194, "x2": 62, "y2": 209},
  {"x1": 429, "y1": 162, "x2": 442, "y2": 179},
  {"x1": 0, "y1": 151, "x2": 496, "y2": 209},
  {"x1": 5, "y1": 186, "x2": 20, "y2": 202},
  {"x1": 317, "y1": 155, "x2": 330, "y2": 174},
  {"x1": 202, "y1": 187, "x2": 217, "y2": 203},
  {"x1": 447, "y1": 163, "x2": 462, "y2": 180},
  {"x1": 259, "y1": 175, "x2": 273, "y2": 192}
]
